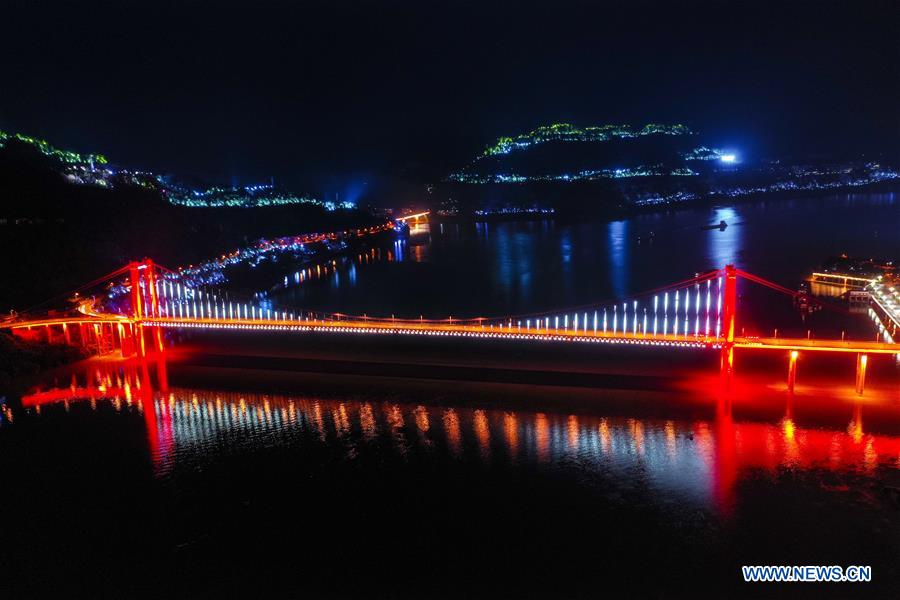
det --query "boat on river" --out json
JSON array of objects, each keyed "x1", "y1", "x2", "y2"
[{"x1": 701, "y1": 220, "x2": 728, "y2": 230}]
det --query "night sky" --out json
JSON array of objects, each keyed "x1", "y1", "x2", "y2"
[{"x1": 2, "y1": 0, "x2": 897, "y2": 193}]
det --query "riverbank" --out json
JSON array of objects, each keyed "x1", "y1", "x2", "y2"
[
  {"x1": 0, "y1": 331, "x2": 91, "y2": 386},
  {"x1": 431, "y1": 180, "x2": 900, "y2": 225}
]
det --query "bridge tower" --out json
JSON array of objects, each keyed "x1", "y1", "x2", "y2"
[
  {"x1": 128, "y1": 259, "x2": 164, "y2": 355},
  {"x1": 720, "y1": 264, "x2": 737, "y2": 379},
  {"x1": 128, "y1": 261, "x2": 143, "y2": 320},
  {"x1": 143, "y1": 258, "x2": 165, "y2": 352},
  {"x1": 128, "y1": 261, "x2": 146, "y2": 356}
]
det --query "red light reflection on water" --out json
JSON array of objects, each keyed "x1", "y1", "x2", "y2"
[
  {"x1": 21, "y1": 355, "x2": 176, "y2": 472},
  {"x1": 17, "y1": 357, "x2": 900, "y2": 514}
]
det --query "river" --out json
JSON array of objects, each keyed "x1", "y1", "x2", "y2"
[
  {"x1": 267, "y1": 192, "x2": 897, "y2": 338},
  {"x1": 1, "y1": 192, "x2": 898, "y2": 598}
]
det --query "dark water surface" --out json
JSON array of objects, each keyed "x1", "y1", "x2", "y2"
[
  {"x1": 2, "y1": 193, "x2": 899, "y2": 598},
  {"x1": 269, "y1": 192, "x2": 898, "y2": 338}
]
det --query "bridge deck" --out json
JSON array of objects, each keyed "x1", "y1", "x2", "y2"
[
  {"x1": 733, "y1": 336, "x2": 898, "y2": 354},
  {"x1": 6, "y1": 315, "x2": 897, "y2": 355},
  {"x1": 2, "y1": 316, "x2": 130, "y2": 328},
  {"x1": 133, "y1": 316, "x2": 898, "y2": 354}
]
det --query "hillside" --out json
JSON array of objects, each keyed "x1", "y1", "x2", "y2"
[
  {"x1": 0, "y1": 136, "x2": 375, "y2": 311},
  {"x1": 433, "y1": 122, "x2": 899, "y2": 217}
]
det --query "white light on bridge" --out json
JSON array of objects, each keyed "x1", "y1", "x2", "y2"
[{"x1": 633, "y1": 301, "x2": 638, "y2": 335}]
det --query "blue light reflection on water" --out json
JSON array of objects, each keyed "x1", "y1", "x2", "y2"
[
  {"x1": 270, "y1": 193, "x2": 896, "y2": 333},
  {"x1": 607, "y1": 220, "x2": 629, "y2": 299},
  {"x1": 707, "y1": 206, "x2": 741, "y2": 268}
]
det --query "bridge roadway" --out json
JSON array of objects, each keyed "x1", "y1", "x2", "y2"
[
  {"x1": 134, "y1": 315, "x2": 899, "y2": 355},
  {"x1": 5, "y1": 314, "x2": 898, "y2": 355},
  {"x1": 6, "y1": 261, "x2": 895, "y2": 356},
  {"x1": 2, "y1": 316, "x2": 129, "y2": 329}
]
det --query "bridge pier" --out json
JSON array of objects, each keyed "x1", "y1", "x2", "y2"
[
  {"x1": 119, "y1": 323, "x2": 131, "y2": 357},
  {"x1": 97, "y1": 323, "x2": 108, "y2": 355},
  {"x1": 130, "y1": 323, "x2": 141, "y2": 357},
  {"x1": 91, "y1": 323, "x2": 102, "y2": 354},
  {"x1": 855, "y1": 353, "x2": 867, "y2": 396},
  {"x1": 137, "y1": 323, "x2": 147, "y2": 357},
  {"x1": 787, "y1": 350, "x2": 798, "y2": 393}
]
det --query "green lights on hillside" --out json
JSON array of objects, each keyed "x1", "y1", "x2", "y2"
[
  {"x1": 0, "y1": 129, "x2": 107, "y2": 166},
  {"x1": 480, "y1": 122, "x2": 693, "y2": 158},
  {"x1": 0, "y1": 128, "x2": 346, "y2": 210}
]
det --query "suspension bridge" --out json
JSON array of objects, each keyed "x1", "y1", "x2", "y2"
[{"x1": 3, "y1": 259, "x2": 897, "y2": 394}]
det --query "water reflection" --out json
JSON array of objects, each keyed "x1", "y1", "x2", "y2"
[
  {"x1": 443, "y1": 408, "x2": 462, "y2": 456},
  {"x1": 706, "y1": 206, "x2": 741, "y2": 268},
  {"x1": 607, "y1": 220, "x2": 629, "y2": 299},
  {"x1": 265, "y1": 193, "x2": 895, "y2": 337},
  {"x1": 16, "y1": 360, "x2": 900, "y2": 516},
  {"x1": 491, "y1": 224, "x2": 540, "y2": 308},
  {"x1": 273, "y1": 241, "x2": 420, "y2": 296}
]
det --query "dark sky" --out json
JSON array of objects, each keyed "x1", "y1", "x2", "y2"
[{"x1": 2, "y1": 0, "x2": 897, "y2": 195}]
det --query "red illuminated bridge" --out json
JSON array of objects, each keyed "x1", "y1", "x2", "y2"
[{"x1": 4, "y1": 259, "x2": 897, "y2": 394}]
